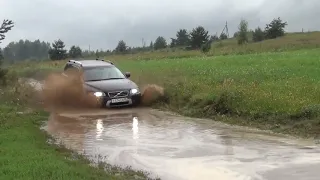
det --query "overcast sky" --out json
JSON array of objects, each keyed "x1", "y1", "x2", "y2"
[{"x1": 1, "y1": 0, "x2": 319, "y2": 50}]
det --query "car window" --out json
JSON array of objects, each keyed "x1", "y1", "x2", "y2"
[
  {"x1": 83, "y1": 66, "x2": 125, "y2": 81},
  {"x1": 64, "y1": 64, "x2": 80, "y2": 76}
]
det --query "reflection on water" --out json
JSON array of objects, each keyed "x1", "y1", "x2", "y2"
[
  {"x1": 44, "y1": 109, "x2": 320, "y2": 180},
  {"x1": 96, "y1": 119, "x2": 104, "y2": 141},
  {"x1": 132, "y1": 117, "x2": 139, "y2": 140}
]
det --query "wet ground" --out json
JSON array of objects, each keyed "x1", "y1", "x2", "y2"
[{"x1": 42, "y1": 107, "x2": 320, "y2": 180}]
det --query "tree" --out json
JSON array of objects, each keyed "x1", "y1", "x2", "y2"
[
  {"x1": 153, "y1": 36, "x2": 167, "y2": 50},
  {"x1": 210, "y1": 35, "x2": 219, "y2": 41},
  {"x1": 264, "y1": 17, "x2": 288, "y2": 39},
  {"x1": 149, "y1": 41, "x2": 153, "y2": 50},
  {"x1": 175, "y1": 29, "x2": 190, "y2": 46},
  {"x1": 0, "y1": 19, "x2": 14, "y2": 43},
  {"x1": 189, "y1": 26, "x2": 210, "y2": 49},
  {"x1": 233, "y1": 32, "x2": 239, "y2": 38},
  {"x1": 201, "y1": 41, "x2": 212, "y2": 53},
  {"x1": 0, "y1": 19, "x2": 14, "y2": 82},
  {"x1": 237, "y1": 19, "x2": 249, "y2": 45},
  {"x1": 252, "y1": 27, "x2": 265, "y2": 42},
  {"x1": 95, "y1": 49, "x2": 100, "y2": 58},
  {"x1": 48, "y1": 39, "x2": 67, "y2": 60},
  {"x1": 115, "y1": 40, "x2": 127, "y2": 53},
  {"x1": 69, "y1": 45, "x2": 82, "y2": 58},
  {"x1": 219, "y1": 33, "x2": 228, "y2": 40},
  {"x1": 170, "y1": 38, "x2": 176, "y2": 48},
  {"x1": 3, "y1": 39, "x2": 50, "y2": 62}
]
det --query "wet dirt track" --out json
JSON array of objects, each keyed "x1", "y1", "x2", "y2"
[{"x1": 43, "y1": 107, "x2": 320, "y2": 180}]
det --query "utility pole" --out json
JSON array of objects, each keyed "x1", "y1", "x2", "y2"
[
  {"x1": 225, "y1": 21, "x2": 229, "y2": 38},
  {"x1": 220, "y1": 21, "x2": 229, "y2": 38},
  {"x1": 142, "y1": 38, "x2": 146, "y2": 47}
]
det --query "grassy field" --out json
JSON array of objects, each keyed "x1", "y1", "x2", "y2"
[
  {"x1": 11, "y1": 47, "x2": 320, "y2": 137},
  {"x1": 5, "y1": 32, "x2": 320, "y2": 134},
  {"x1": 2, "y1": 31, "x2": 320, "y2": 179},
  {"x1": 117, "y1": 48, "x2": 320, "y2": 137}
]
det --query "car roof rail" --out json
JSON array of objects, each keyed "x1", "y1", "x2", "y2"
[
  {"x1": 96, "y1": 58, "x2": 114, "y2": 65},
  {"x1": 69, "y1": 59, "x2": 82, "y2": 66}
]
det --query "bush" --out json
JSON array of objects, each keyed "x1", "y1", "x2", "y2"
[
  {"x1": 252, "y1": 27, "x2": 265, "y2": 42},
  {"x1": 237, "y1": 19, "x2": 249, "y2": 45}
]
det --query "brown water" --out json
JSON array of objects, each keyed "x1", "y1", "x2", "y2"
[{"x1": 42, "y1": 107, "x2": 320, "y2": 180}]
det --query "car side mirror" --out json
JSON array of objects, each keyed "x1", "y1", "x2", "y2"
[{"x1": 125, "y1": 72, "x2": 131, "y2": 78}]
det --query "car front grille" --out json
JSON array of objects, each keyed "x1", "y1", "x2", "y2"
[{"x1": 108, "y1": 90, "x2": 129, "y2": 98}]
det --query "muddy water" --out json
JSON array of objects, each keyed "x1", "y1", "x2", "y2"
[{"x1": 42, "y1": 107, "x2": 320, "y2": 180}]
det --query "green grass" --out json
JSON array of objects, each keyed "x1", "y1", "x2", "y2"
[
  {"x1": 7, "y1": 31, "x2": 320, "y2": 138},
  {"x1": 117, "y1": 48, "x2": 320, "y2": 114},
  {"x1": 10, "y1": 48, "x2": 320, "y2": 137},
  {"x1": 115, "y1": 48, "x2": 320, "y2": 137}
]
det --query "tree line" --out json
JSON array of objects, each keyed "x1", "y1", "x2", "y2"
[
  {"x1": 111, "y1": 17, "x2": 288, "y2": 54},
  {"x1": 3, "y1": 40, "x2": 51, "y2": 62},
  {"x1": 0, "y1": 17, "x2": 288, "y2": 61}
]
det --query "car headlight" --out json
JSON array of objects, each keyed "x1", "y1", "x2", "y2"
[
  {"x1": 93, "y1": 92, "x2": 105, "y2": 97},
  {"x1": 130, "y1": 88, "x2": 139, "y2": 94}
]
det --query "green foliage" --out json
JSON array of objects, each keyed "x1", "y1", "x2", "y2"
[
  {"x1": 115, "y1": 40, "x2": 127, "y2": 53},
  {"x1": 3, "y1": 39, "x2": 51, "y2": 62},
  {"x1": 237, "y1": 19, "x2": 249, "y2": 45},
  {"x1": 233, "y1": 32, "x2": 239, "y2": 38},
  {"x1": 219, "y1": 32, "x2": 228, "y2": 40},
  {"x1": 95, "y1": 49, "x2": 103, "y2": 58},
  {"x1": 265, "y1": 17, "x2": 288, "y2": 39},
  {"x1": 170, "y1": 38, "x2": 176, "y2": 48},
  {"x1": 149, "y1": 41, "x2": 153, "y2": 50},
  {"x1": 0, "y1": 49, "x2": 8, "y2": 85},
  {"x1": 0, "y1": 19, "x2": 14, "y2": 43},
  {"x1": 252, "y1": 27, "x2": 265, "y2": 42},
  {"x1": 175, "y1": 29, "x2": 190, "y2": 46},
  {"x1": 154, "y1": 36, "x2": 167, "y2": 50},
  {"x1": 0, "y1": 48, "x2": 3, "y2": 60},
  {"x1": 68, "y1": 45, "x2": 82, "y2": 58},
  {"x1": 189, "y1": 26, "x2": 210, "y2": 49},
  {"x1": 0, "y1": 19, "x2": 14, "y2": 84},
  {"x1": 201, "y1": 40, "x2": 211, "y2": 53},
  {"x1": 48, "y1": 39, "x2": 67, "y2": 60},
  {"x1": 210, "y1": 35, "x2": 219, "y2": 41}
]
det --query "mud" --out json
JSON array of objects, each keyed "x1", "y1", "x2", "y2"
[
  {"x1": 39, "y1": 72, "x2": 165, "y2": 110},
  {"x1": 43, "y1": 108, "x2": 320, "y2": 180}
]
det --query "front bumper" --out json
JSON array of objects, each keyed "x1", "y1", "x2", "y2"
[{"x1": 99, "y1": 93, "x2": 141, "y2": 108}]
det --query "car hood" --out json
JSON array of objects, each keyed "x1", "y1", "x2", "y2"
[{"x1": 84, "y1": 78, "x2": 138, "y2": 92}]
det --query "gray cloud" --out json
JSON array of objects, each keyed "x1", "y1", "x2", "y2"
[{"x1": 1, "y1": 0, "x2": 319, "y2": 50}]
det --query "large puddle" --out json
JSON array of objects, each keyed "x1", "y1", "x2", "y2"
[{"x1": 42, "y1": 107, "x2": 320, "y2": 180}]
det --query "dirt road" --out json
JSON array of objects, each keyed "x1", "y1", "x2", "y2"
[{"x1": 42, "y1": 107, "x2": 320, "y2": 180}]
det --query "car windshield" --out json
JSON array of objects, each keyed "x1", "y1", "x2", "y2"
[{"x1": 83, "y1": 66, "x2": 125, "y2": 81}]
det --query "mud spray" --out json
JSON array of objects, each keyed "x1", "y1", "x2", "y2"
[{"x1": 40, "y1": 72, "x2": 165, "y2": 110}]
